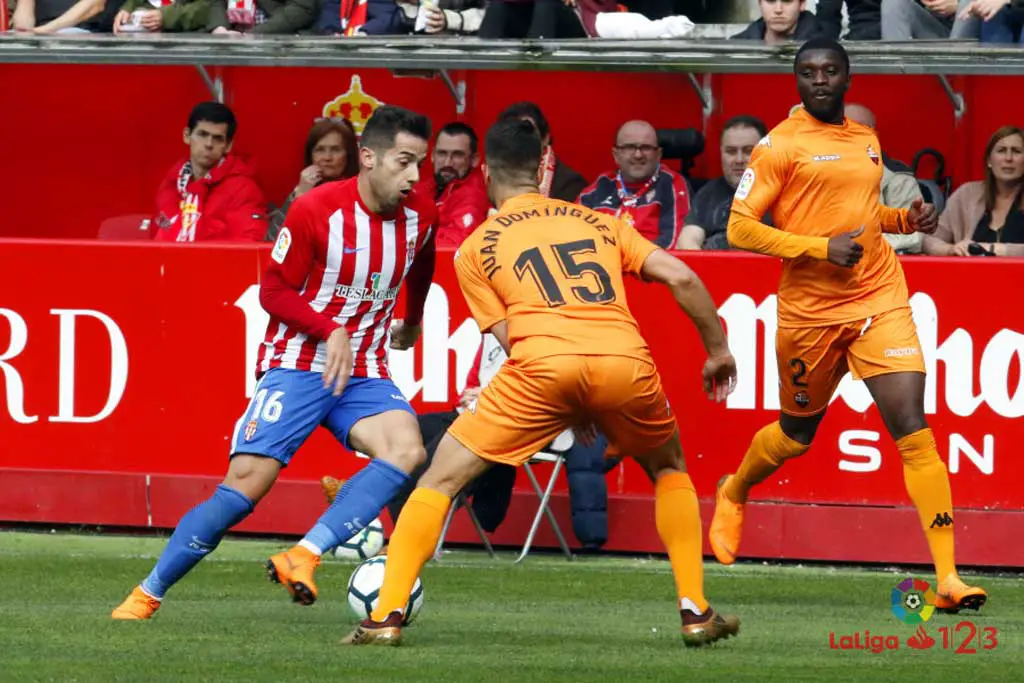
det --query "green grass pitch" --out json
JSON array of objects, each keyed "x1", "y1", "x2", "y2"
[{"x1": 0, "y1": 530, "x2": 1020, "y2": 682}]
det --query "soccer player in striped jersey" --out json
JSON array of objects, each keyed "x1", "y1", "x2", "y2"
[{"x1": 112, "y1": 105, "x2": 438, "y2": 620}]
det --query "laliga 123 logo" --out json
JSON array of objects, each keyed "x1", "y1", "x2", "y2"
[
  {"x1": 891, "y1": 577, "x2": 936, "y2": 624},
  {"x1": 830, "y1": 577, "x2": 1000, "y2": 653}
]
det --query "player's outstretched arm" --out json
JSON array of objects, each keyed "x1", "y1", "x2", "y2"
[
  {"x1": 726, "y1": 212, "x2": 830, "y2": 261},
  {"x1": 640, "y1": 250, "x2": 736, "y2": 401},
  {"x1": 261, "y1": 214, "x2": 342, "y2": 343},
  {"x1": 726, "y1": 137, "x2": 829, "y2": 261}
]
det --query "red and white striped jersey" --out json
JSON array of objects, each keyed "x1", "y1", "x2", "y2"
[{"x1": 258, "y1": 177, "x2": 437, "y2": 379}]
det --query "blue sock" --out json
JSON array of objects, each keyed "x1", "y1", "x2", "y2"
[
  {"x1": 140, "y1": 484, "x2": 254, "y2": 599},
  {"x1": 300, "y1": 459, "x2": 408, "y2": 554}
]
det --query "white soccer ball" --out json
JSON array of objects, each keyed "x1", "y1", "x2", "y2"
[
  {"x1": 333, "y1": 518, "x2": 385, "y2": 561},
  {"x1": 346, "y1": 556, "x2": 424, "y2": 626}
]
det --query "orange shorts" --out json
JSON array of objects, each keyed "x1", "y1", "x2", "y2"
[
  {"x1": 447, "y1": 354, "x2": 677, "y2": 466},
  {"x1": 776, "y1": 306, "x2": 925, "y2": 416}
]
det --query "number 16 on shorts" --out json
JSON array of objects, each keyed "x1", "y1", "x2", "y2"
[{"x1": 244, "y1": 388, "x2": 285, "y2": 441}]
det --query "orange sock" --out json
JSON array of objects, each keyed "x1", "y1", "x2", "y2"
[
  {"x1": 655, "y1": 472, "x2": 708, "y2": 613},
  {"x1": 370, "y1": 487, "x2": 450, "y2": 622},
  {"x1": 898, "y1": 428, "x2": 956, "y2": 581},
  {"x1": 724, "y1": 421, "x2": 809, "y2": 504}
]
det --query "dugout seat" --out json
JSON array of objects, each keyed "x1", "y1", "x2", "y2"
[
  {"x1": 97, "y1": 214, "x2": 152, "y2": 241},
  {"x1": 433, "y1": 429, "x2": 575, "y2": 562},
  {"x1": 359, "y1": 429, "x2": 576, "y2": 563},
  {"x1": 513, "y1": 429, "x2": 575, "y2": 564}
]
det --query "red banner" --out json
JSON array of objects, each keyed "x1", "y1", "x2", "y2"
[{"x1": 1, "y1": 241, "x2": 1021, "y2": 563}]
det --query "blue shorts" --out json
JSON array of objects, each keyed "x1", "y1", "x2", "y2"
[{"x1": 229, "y1": 368, "x2": 415, "y2": 466}]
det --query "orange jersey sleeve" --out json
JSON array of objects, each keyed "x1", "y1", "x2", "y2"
[
  {"x1": 453, "y1": 235, "x2": 507, "y2": 333},
  {"x1": 879, "y1": 204, "x2": 912, "y2": 234},
  {"x1": 727, "y1": 137, "x2": 831, "y2": 261},
  {"x1": 727, "y1": 107, "x2": 909, "y2": 327},
  {"x1": 456, "y1": 194, "x2": 654, "y2": 363}
]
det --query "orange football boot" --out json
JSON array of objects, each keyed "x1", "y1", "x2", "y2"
[
  {"x1": 681, "y1": 607, "x2": 741, "y2": 648},
  {"x1": 266, "y1": 546, "x2": 321, "y2": 605},
  {"x1": 321, "y1": 476, "x2": 345, "y2": 505},
  {"x1": 111, "y1": 586, "x2": 161, "y2": 620},
  {"x1": 935, "y1": 574, "x2": 988, "y2": 613},
  {"x1": 341, "y1": 611, "x2": 404, "y2": 646},
  {"x1": 709, "y1": 475, "x2": 745, "y2": 565}
]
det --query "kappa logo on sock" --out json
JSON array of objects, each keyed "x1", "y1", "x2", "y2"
[{"x1": 929, "y1": 512, "x2": 954, "y2": 529}]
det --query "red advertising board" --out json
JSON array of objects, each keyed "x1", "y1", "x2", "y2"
[{"x1": 1, "y1": 240, "x2": 1021, "y2": 565}]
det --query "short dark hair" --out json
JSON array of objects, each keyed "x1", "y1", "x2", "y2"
[
  {"x1": 437, "y1": 122, "x2": 479, "y2": 155},
  {"x1": 722, "y1": 115, "x2": 767, "y2": 141},
  {"x1": 794, "y1": 37, "x2": 850, "y2": 74},
  {"x1": 485, "y1": 117, "x2": 542, "y2": 185},
  {"x1": 497, "y1": 102, "x2": 550, "y2": 142},
  {"x1": 187, "y1": 101, "x2": 237, "y2": 141},
  {"x1": 360, "y1": 105, "x2": 432, "y2": 152}
]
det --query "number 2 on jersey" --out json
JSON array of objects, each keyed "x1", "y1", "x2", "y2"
[{"x1": 513, "y1": 239, "x2": 616, "y2": 307}]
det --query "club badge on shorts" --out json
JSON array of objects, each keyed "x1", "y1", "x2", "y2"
[{"x1": 244, "y1": 418, "x2": 258, "y2": 441}]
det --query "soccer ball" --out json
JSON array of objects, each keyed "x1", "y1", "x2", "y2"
[
  {"x1": 347, "y1": 556, "x2": 424, "y2": 626},
  {"x1": 333, "y1": 518, "x2": 385, "y2": 561}
]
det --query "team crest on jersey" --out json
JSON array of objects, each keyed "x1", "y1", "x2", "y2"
[
  {"x1": 244, "y1": 418, "x2": 258, "y2": 441},
  {"x1": 735, "y1": 168, "x2": 756, "y2": 200},
  {"x1": 271, "y1": 228, "x2": 292, "y2": 264},
  {"x1": 406, "y1": 237, "x2": 418, "y2": 262},
  {"x1": 866, "y1": 145, "x2": 880, "y2": 165}
]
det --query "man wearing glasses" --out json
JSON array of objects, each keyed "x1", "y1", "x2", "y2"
[{"x1": 578, "y1": 120, "x2": 692, "y2": 249}]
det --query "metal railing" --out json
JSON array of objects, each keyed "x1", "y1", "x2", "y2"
[{"x1": 1, "y1": 34, "x2": 1024, "y2": 75}]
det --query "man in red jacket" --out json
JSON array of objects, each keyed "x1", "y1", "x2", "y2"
[
  {"x1": 152, "y1": 102, "x2": 267, "y2": 242},
  {"x1": 417, "y1": 122, "x2": 491, "y2": 248}
]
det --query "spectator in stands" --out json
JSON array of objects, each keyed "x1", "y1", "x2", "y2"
[
  {"x1": 816, "y1": 0, "x2": 882, "y2": 39},
  {"x1": 268, "y1": 117, "x2": 358, "y2": 241},
  {"x1": 962, "y1": 0, "x2": 1024, "y2": 42},
  {"x1": 498, "y1": 102, "x2": 587, "y2": 202},
  {"x1": 731, "y1": 0, "x2": 824, "y2": 43},
  {"x1": 112, "y1": 0, "x2": 215, "y2": 33},
  {"x1": 418, "y1": 122, "x2": 491, "y2": 248},
  {"x1": 11, "y1": 0, "x2": 116, "y2": 33},
  {"x1": 578, "y1": 120, "x2": 691, "y2": 249},
  {"x1": 478, "y1": 0, "x2": 586, "y2": 38},
  {"x1": 416, "y1": 0, "x2": 484, "y2": 34},
  {"x1": 845, "y1": 103, "x2": 925, "y2": 254},
  {"x1": 152, "y1": 102, "x2": 267, "y2": 243},
  {"x1": 316, "y1": 0, "x2": 406, "y2": 34},
  {"x1": 880, "y1": 0, "x2": 978, "y2": 40},
  {"x1": 678, "y1": 115, "x2": 766, "y2": 251},
  {"x1": 923, "y1": 125, "x2": 1024, "y2": 256},
  {"x1": 206, "y1": 0, "x2": 316, "y2": 34}
]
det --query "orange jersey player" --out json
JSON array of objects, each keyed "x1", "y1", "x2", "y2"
[
  {"x1": 713, "y1": 37, "x2": 986, "y2": 613},
  {"x1": 344, "y1": 116, "x2": 742, "y2": 649}
]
